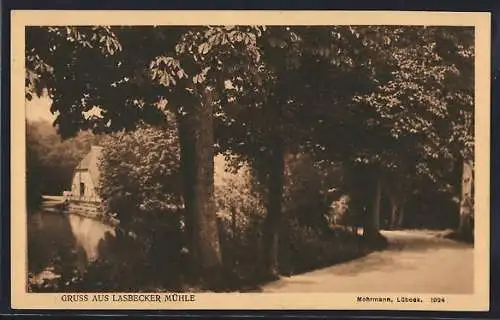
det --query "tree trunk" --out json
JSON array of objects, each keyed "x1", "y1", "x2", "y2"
[
  {"x1": 231, "y1": 205, "x2": 237, "y2": 267},
  {"x1": 389, "y1": 192, "x2": 398, "y2": 229},
  {"x1": 397, "y1": 205, "x2": 405, "y2": 228},
  {"x1": 363, "y1": 171, "x2": 387, "y2": 248},
  {"x1": 458, "y1": 160, "x2": 474, "y2": 241},
  {"x1": 370, "y1": 174, "x2": 382, "y2": 231},
  {"x1": 176, "y1": 111, "x2": 196, "y2": 276},
  {"x1": 177, "y1": 87, "x2": 222, "y2": 287},
  {"x1": 346, "y1": 164, "x2": 368, "y2": 235},
  {"x1": 262, "y1": 135, "x2": 285, "y2": 279}
]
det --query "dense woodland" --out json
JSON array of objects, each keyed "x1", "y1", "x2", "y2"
[{"x1": 26, "y1": 25, "x2": 474, "y2": 291}]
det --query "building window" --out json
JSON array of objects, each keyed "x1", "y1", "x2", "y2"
[{"x1": 80, "y1": 182, "x2": 85, "y2": 197}]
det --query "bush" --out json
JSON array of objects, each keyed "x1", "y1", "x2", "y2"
[
  {"x1": 84, "y1": 118, "x2": 188, "y2": 291},
  {"x1": 214, "y1": 155, "x2": 267, "y2": 288},
  {"x1": 213, "y1": 154, "x2": 364, "y2": 289},
  {"x1": 282, "y1": 154, "x2": 339, "y2": 230},
  {"x1": 280, "y1": 217, "x2": 363, "y2": 275},
  {"x1": 73, "y1": 215, "x2": 187, "y2": 292},
  {"x1": 98, "y1": 119, "x2": 183, "y2": 228}
]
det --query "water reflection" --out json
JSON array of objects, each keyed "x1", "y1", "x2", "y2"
[
  {"x1": 28, "y1": 209, "x2": 183, "y2": 292},
  {"x1": 67, "y1": 213, "x2": 115, "y2": 262},
  {"x1": 28, "y1": 210, "x2": 116, "y2": 278}
]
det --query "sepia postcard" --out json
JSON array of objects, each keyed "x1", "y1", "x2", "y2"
[{"x1": 11, "y1": 10, "x2": 490, "y2": 311}]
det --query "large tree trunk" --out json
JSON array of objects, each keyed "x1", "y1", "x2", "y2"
[
  {"x1": 262, "y1": 135, "x2": 285, "y2": 279},
  {"x1": 177, "y1": 87, "x2": 222, "y2": 287},
  {"x1": 177, "y1": 110, "x2": 196, "y2": 275},
  {"x1": 363, "y1": 171, "x2": 388, "y2": 248},
  {"x1": 458, "y1": 160, "x2": 474, "y2": 241}
]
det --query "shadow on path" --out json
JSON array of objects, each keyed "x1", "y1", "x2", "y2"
[{"x1": 260, "y1": 229, "x2": 474, "y2": 294}]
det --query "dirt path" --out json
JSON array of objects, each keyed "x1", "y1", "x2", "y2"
[{"x1": 261, "y1": 230, "x2": 473, "y2": 294}]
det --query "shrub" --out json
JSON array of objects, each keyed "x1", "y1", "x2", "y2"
[
  {"x1": 214, "y1": 153, "x2": 363, "y2": 288},
  {"x1": 98, "y1": 119, "x2": 183, "y2": 228},
  {"x1": 328, "y1": 195, "x2": 350, "y2": 225},
  {"x1": 88, "y1": 118, "x2": 187, "y2": 291},
  {"x1": 214, "y1": 154, "x2": 266, "y2": 233},
  {"x1": 213, "y1": 155, "x2": 267, "y2": 287},
  {"x1": 279, "y1": 217, "x2": 363, "y2": 275},
  {"x1": 281, "y1": 154, "x2": 349, "y2": 230}
]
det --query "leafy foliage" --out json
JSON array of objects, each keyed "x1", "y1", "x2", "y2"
[
  {"x1": 352, "y1": 27, "x2": 474, "y2": 174},
  {"x1": 98, "y1": 116, "x2": 183, "y2": 230},
  {"x1": 214, "y1": 155, "x2": 266, "y2": 227},
  {"x1": 26, "y1": 26, "x2": 172, "y2": 138}
]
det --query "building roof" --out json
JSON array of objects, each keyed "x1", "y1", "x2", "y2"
[{"x1": 75, "y1": 146, "x2": 103, "y2": 186}]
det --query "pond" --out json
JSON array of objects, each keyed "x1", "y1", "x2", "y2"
[{"x1": 27, "y1": 210, "x2": 116, "y2": 290}]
